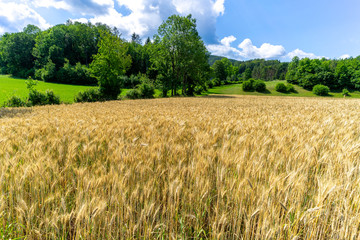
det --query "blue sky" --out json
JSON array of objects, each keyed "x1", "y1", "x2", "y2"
[{"x1": 1, "y1": 0, "x2": 359, "y2": 61}]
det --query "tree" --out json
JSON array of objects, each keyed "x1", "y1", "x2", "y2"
[
  {"x1": 90, "y1": 30, "x2": 132, "y2": 99},
  {"x1": 152, "y1": 14, "x2": 210, "y2": 96},
  {"x1": 213, "y1": 60, "x2": 226, "y2": 82},
  {"x1": 0, "y1": 25, "x2": 40, "y2": 78}
]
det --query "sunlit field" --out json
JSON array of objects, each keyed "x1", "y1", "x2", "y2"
[{"x1": 1, "y1": 96, "x2": 360, "y2": 239}]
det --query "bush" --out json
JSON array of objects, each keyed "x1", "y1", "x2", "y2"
[
  {"x1": 207, "y1": 80, "x2": 214, "y2": 89},
  {"x1": 138, "y1": 78, "x2": 155, "y2": 99},
  {"x1": 253, "y1": 80, "x2": 266, "y2": 92},
  {"x1": 57, "y1": 61, "x2": 96, "y2": 85},
  {"x1": 212, "y1": 78, "x2": 222, "y2": 86},
  {"x1": 74, "y1": 88, "x2": 104, "y2": 103},
  {"x1": 120, "y1": 75, "x2": 141, "y2": 89},
  {"x1": 28, "y1": 89, "x2": 48, "y2": 106},
  {"x1": 286, "y1": 83, "x2": 296, "y2": 93},
  {"x1": 28, "y1": 89, "x2": 61, "y2": 106},
  {"x1": 342, "y1": 88, "x2": 350, "y2": 96},
  {"x1": 3, "y1": 96, "x2": 27, "y2": 107},
  {"x1": 125, "y1": 89, "x2": 141, "y2": 99},
  {"x1": 242, "y1": 79, "x2": 254, "y2": 92},
  {"x1": 313, "y1": 84, "x2": 330, "y2": 96},
  {"x1": 275, "y1": 82, "x2": 287, "y2": 93},
  {"x1": 44, "y1": 90, "x2": 61, "y2": 105},
  {"x1": 194, "y1": 85, "x2": 204, "y2": 95}
]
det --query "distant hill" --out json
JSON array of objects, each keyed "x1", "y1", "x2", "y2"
[{"x1": 208, "y1": 55, "x2": 241, "y2": 66}]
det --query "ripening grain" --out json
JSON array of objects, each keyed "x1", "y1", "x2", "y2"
[{"x1": 1, "y1": 96, "x2": 360, "y2": 239}]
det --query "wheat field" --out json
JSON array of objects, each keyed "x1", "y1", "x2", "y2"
[{"x1": 1, "y1": 95, "x2": 360, "y2": 239}]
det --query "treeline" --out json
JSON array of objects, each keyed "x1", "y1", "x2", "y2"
[
  {"x1": 210, "y1": 57, "x2": 288, "y2": 86},
  {"x1": 286, "y1": 56, "x2": 360, "y2": 91},
  {"x1": 0, "y1": 15, "x2": 210, "y2": 99},
  {"x1": 0, "y1": 21, "x2": 152, "y2": 86}
]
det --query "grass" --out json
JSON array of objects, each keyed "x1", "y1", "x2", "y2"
[
  {"x1": 2, "y1": 96, "x2": 360, "y2": 239},
  {"x1": 0, "y1": 75, "x2": 97, "y2": 104},
  {"x1": 0, "y1": 75, "x2": 165, "y2": 104},
  {"x1": 206, "y1": 80, "x2": 360, "y2": 98}
]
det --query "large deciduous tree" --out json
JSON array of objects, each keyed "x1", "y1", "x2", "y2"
[
  {"x1": 0, "y1": 25, "x2": 40, "y2": 78},
  {"x1": 90, "y1": 30, "x2": 131, "y2": 99},
  {"x1": 152, "y1": 14, "x2": 210, "y2": 96}
]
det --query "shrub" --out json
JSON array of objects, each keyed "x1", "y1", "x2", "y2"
[
  {"x1": 3, "y1": 96, "x2": 26, "y2": 107},
  {"x1": 28, "y1": 89, "x2": 48, "y2": 106},
  {"x1": 194, "y1": 85, "x2": 204, "y2": 95},
  {"x1": 57, "y1": 61, "x2": 96, "y2": 85},
  {"x1": 313, "y1": 84, "x2": 330, "y2": 96},
  {"x1": 44, "y1": 90, "x2": 61, "y2": 105},
  {"x1": 242, "y1": 79, "x2": 254, "y2": 92},
  {"x1": 212, "y1": 78, "x2": 221, "y2": 86},
  {"x1": 74, "y1": 88, "x2": 104, "y2": 103},
  {"x1": 125, "y1": 89, "x2": 141, "y2": 99},
  {"x1": 286, "y1": 83, "x2": 296, "y2": 93},
  {"x1": 207, "y1": 80, "x2": 214, "y2": 89},
  {"x1": 28, "y1": 89, "x2": 61, "y2": 106},
  {"x1": 138, "y1": 78, "x2": 155, "y2": 99},
  {"x1": 253, "y1": 80, "x2": 267, "y2": 92},
  {"x1": 342, "y1": 88, "x2": 350, "y2": 96},
  {"x1": 275, "y1": 82, "x2": 288, "y2": 93}
]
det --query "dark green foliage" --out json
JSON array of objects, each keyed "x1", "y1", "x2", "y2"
[
  {"x1": 28, "y1": 89, "x2": 60, "y2": 105},
  {"x1": 253, "y1": 80, "x2": 266, "y2": 92},
  {"x1": 194, "y1": 85, "x2": 205, "y2": 95},
  {"x1": 152, "y1": 14, "x2": 210, "y2": 96},
  {"x1": 275, "y1": 82, "x2": 288, "y2": 93},
  {"x1": 285, "y1": 56, "x2": 360, "y2": 91},
  {"x1": 0, "y1": 25, "x2": 40, "y2": 78},
  {"x1": 213, "y1": 60, "x2": 226, "y2": 81},
  {"x1": 286, "y1": 83, "x2": 296, "y2": 93},
  {"x1": 342, "y1": 88, "x2": 350, "y2": 96},
  {"x1": 44, "y1": 90, "x2": 61, "y2": 104},
  {"x1": 206, "y1": 80, "x2": 214, "y2": 89},
  {"x1": 243, "y1": 68, "x2": 252, "y2": 80},
  {"x1": 56, "y1": 61, "x2": 96, "y2": 85},
  {"x1": 125, "y1": 89, "x2": 141, "y2": 99},
  {"x1": 242, "y1": 79, "x2": 254, "y2": 92},
  {"x1": 25, "y1": 77, "x2": 60, "y2": 106},
  {"x1": 138, "y1": 78, "x2": 155, "y2": 98},
  {"x1": 120, "y1": 74, "x2": 142, "y2": 89},
  {"x1": 313, "y1": 84, "x2": 330, "y2": 96},
  {"x1": 212, "y1": 78, "x2": 222, "y2": 86},
  {"x1": 3, "y1": 95, "x2": 26, "y2": 107},
  {"x1": 90, "y1": 31, "x2": 131, "y2": 99},
  {"x1": 74, "y1": 88, "x2": 104, "y2": 102}
]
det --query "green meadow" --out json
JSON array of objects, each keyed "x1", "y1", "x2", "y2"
[
  {"x1": 0, "y1": 75, "x2": 97, "y2": 104},
  {"x1": 206, "y1": 80, "x2": 360, "y2": 98}
]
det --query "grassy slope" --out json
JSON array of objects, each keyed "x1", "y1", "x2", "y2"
[
  {"x1": 0, "y1": 75, "x2": 97, "y2": 104},
  {"x1": 0, "y1": 75, "x2": 164, "y2": 104},
  {"x1": 206, "y1": 80, "x2": 360, "y2": 98}
]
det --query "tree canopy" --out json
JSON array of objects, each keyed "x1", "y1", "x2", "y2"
[{"x1": 152, "y1": 14, "x2": 210, "y2": 96}]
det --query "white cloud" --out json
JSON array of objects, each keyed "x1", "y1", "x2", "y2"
[
  {"x1": 207, "y1": 36, "x2": 324, "y2": 61},
  {"x1": 286, "y1": 49, "x2": 324, "y2": 60},
  {"x1": 0, "y1": 2, "x2": 50, "y2": 34},
  {"x1": 238, "y1": 38, "x2": 286, "y2": 59},
  {"x1": 339, "y1": 54, "x2": 350, "y2": 59},
  {"x1": 33, "y1": 0, "x2": 71, "y2": 10},
  {"x1": 220, "y1": 35, "x2": 236, "y2": 47},
  {"x1": 207, "y1": 36, "x2": 287, "y2": 60},
  {"x1": 207, "y1": 42, "x2": 241, "y2": 60},
  {"x1": 213, "y1": 0, "x2": 225, "y2": 16},
  {"x1": 70, "y1": 0, "x2": 225, "y2": 41}
]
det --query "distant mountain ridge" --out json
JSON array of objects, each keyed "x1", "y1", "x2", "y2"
[{"x1": 208, "y1": 55, "x2": 241, "y2": 66}]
